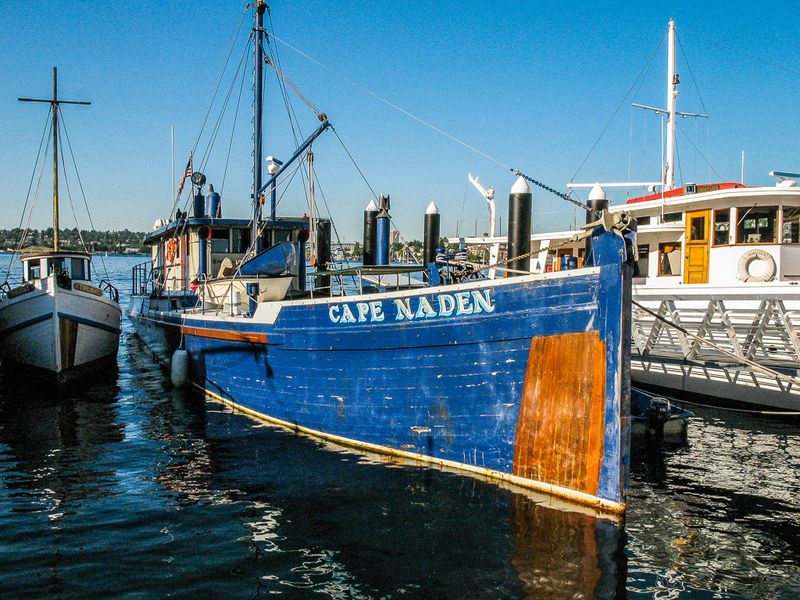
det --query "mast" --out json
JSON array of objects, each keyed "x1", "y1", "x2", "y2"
[
  {"x1": 252, "y1": 0, "x2": 266, "y2": 253},
  {"x1": 18, "y1": 67, "x2": 91, "y2": 253},
  {"x1": 665, "y1": 18, "x2": 677, "y2": 191},
  {"x1": 52, "y1": 68, "x2": 59, "y2": 251}
]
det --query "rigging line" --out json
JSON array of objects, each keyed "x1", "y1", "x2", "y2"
[
  {"x1": 16, "y1": 129, "x2": 51, "y2": 264},
  {"x1": 199, "y1": 33, "x2": 252, "y2": 173},
  {"x1": 190, "y1": 5, "x2": 251, "y2": 158},
  {"x1": 267, "y1": 41, "x2": 302, "y2": 145},
  {"x1": 330, "y1": 126, "x2": 379, "y2": 201},
  {"x1": 273, "y1": 156, "x2": 306, "y2": 209},
  {"x1": 674, "y1": 120, "x2": 724, "y2": 183},
  {"x1": 4, "y1": 106, "x2": 52, "y2": 282},
  {"x1": 221, "y1": 45, "x2": 251, "y2": 194},
  {"x1": 265, "y1": 17, "x2": 303, "y2": 145},
  {"x1": 269, "y1": 33, "x2": 512, "y2": 171},
  {"x1": 57, "y1": 124, "x2": 90, "y2": 256},
  {"x1": 627, "y1": 106, "x2": 634, "y2": 182},
  {"x1": 58, "y1": 111, "x2": 110, "y2": 279},
  {"x1": 265, "y1": 36, "x2": 308, "y2": 201},
  {"x1": 267, "y1": 54, "x2": 323, "y2": 118},
  {"x1": 675, "y1": 32, "x2": 708, "y2": 114},
  {"x1": 633, "y1": 300, "x2": 800, "y2": 388},
  {"x1": 310, "y1": 173, "x2": 362, "y2": 290},
  {"x1": 457, "y1": 181, "x2": 468, "y2": 235},
  {"x1": 569, "y1": 30, "x2": 667, "y2": 183}
]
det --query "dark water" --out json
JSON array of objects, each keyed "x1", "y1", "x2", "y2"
[{"x1": 0, "y1": 254, "x2": 798, "y2": 598}]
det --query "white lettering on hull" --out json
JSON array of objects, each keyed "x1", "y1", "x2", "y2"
[{"x1": 328, "y1": 290, "x2": 495, "y2": 324}]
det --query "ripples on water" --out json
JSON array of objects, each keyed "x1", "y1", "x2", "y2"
[{"x1": 0, "y1": 254, "x2": 798, "y2": 598}]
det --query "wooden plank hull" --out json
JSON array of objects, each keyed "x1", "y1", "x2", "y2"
[
  {"x1": 129, "y1": 233, "x2": 632, "y2": 512},
  {"x1": 0, "y1": 279, "x2": 121, "y2": 382}
]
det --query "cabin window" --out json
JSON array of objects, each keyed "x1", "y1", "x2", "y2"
[
  {"x1": 663, "y1": 212, "x2": 682, "y2": 223},
  {"x1": 70, "y1": 258, "x2": 88, "y2": 280},
  {"x1": 26, "y1": 261, "x2": 41, "y2": 280},
  {"x1": 46, "y1": 257, "x2": 68, "y2": 275},
  {"x1": 737, "y1": 207, "x2": 777, "y2": 244},
  {"x1": 782, "y1": 207, "x2": 800, "y2": 243},
  {"x1": 211, "y1": 229, "x2": 230, "y2": 253},
  {"x1": 637, "y1": 216, "x2": 651, "y2": 226},
  {"x1": 231, "y1": 229, "x2": 249, "y2": 253},
  {"x1": 658, "y1": 242, "x2": 681, "y2": 276},
  {"x1": 636, "y1": 245, "x2": 649, "y2": 277},
  {"x1": 689, "y1": 215, "x2": 707, "y2": 241},
  {"x1": 713, "y1": 210, "x2": 730, "y2": 245}
]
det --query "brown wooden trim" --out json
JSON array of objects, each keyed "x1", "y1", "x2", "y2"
[{"x1": 181, "y1": 325, "x2": 266, "y2": 344}]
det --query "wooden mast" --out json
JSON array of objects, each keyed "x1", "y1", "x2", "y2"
[
  {"x1": 18, "y1": 67, "x2": 91, "y2": 253},
  {"x1": 52, "y1": 67, "x2": 59, "y2": 251}
]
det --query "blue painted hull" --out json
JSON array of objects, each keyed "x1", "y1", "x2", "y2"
[{"x1": 129, "y1": 234, "x2": 632, "y2": 512}]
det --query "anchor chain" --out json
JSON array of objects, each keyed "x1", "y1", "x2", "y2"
[{"x1": 512, "y1": 169, "x2": 592, "y2": 213}]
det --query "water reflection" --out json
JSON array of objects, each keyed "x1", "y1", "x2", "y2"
[
  {"x1": 0, "y1": 372, "x2": 123, "y2": 513},
  {"x1": 628, "y1": 409, "x2": 800, "y2": 598},
  {"x1": 0, "y1": 255, "x2": 797, "y2": 598}
]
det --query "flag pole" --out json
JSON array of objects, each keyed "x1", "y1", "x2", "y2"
[{"x1": 171, "y1": 125, "x2": 175, "y2": 204}]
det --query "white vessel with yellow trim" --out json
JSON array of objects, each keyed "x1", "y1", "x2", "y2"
[{"x1": 454, "y1": 20, "x2": 800, "y2": 412}]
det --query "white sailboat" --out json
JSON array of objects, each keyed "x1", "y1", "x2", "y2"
[{"x1": 0, "y1": 68, "x2": 121, "y2": 383}]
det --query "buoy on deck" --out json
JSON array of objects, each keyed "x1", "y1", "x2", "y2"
[{"x1": 171, "y1": 348, "x2": 189, "y2": 388}]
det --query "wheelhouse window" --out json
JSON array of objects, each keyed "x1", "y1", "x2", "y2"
[
  {"x1": 26, "y1": 261, "x2": 41, "y2": 281},
  {"x1": 636, "y1": 245, "x2": 649, "y2": 277},
  {"x1": 46, "y1": 257, "x2": 68, "y2": 275},
  {"x1": 663, "y1": 212, "x2": 682, "y2": 223},
  {"x1": 737, "y1": 207, "x2": 777, "y2": 244},
  {"x1": 783, "y1": 207, "x2": 800, "y2": 243},
  {"x1": 637, "y1": 215, "x2": 652, "y2": 226},
  {"x1": 211, "y1": 229, "x2": 230, "y2": 253},
  {"x1": 70, "y1": 258, "x2": 88, "y2": 280},
  {"x1": 231, "y1": 228, "x2": 249, "y2": 253},
  {"x1": 658, "y1": 242, "x2": 681, "y2": 276},
  {"x1": 713, "y1": 209, "x2": 730, "y2": 245}
]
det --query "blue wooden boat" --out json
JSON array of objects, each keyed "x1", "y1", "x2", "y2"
[{"x1": 128, "y1": 1, "x2": 635, "y2": 514}]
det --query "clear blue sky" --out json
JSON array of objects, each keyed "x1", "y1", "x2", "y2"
[{"x1": 1, "y1": 1, "x2": 799, "y2": 242}]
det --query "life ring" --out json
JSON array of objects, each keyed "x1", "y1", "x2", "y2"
[
  {"x1": 166, "y1": 239, "x2": 178, "y2": 262},
  {"x1": 738, "y1": 249, "x2": 776, "y2": 282}
]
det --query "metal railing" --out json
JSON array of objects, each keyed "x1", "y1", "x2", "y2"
[{"x1": 99, "y1": 279, "x2": 120, "y2": 303}]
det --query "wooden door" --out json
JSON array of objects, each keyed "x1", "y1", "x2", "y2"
[{"x1": 684, "y1": 210, "x2": 710, "y2": 284}]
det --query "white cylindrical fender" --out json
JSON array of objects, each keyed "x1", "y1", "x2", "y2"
[
  {"x1": 171, "y1": 348, "x2": 189, "y2": 388},
  {"x1": 738, "y1": 249, "x2": 776, "y2": 282}
]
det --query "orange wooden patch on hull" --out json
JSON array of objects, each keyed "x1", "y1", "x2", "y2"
[
  {"x1": 513, "y1": 331, "x2": 606, "y2": 497},
  {"x1": 181, "y1": 326, "x2": 266, "y2": 344}
]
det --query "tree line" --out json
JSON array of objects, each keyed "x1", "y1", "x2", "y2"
[{"x1": 0, "y1": 227, "x2": 147, "y2": 253}]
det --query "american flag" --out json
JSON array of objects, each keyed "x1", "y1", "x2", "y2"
[{"x1": 177, "y1": 155, "x2": 193, "y2": 195}]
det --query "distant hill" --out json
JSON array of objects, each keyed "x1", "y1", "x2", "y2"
[{"x1": 1, "y1": 227, "x2": 147, "y2": 254}]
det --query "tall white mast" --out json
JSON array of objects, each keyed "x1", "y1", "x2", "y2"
[{"x1": 665, "y1": 18, "x2": 678, "y2": 191}]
